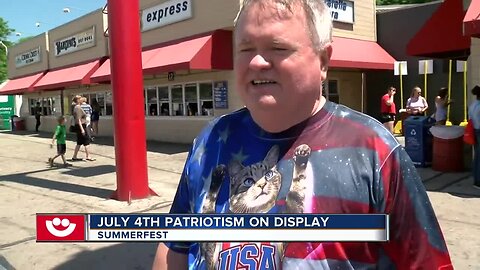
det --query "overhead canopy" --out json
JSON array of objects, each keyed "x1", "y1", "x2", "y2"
[
  {"x1": 91, "y1": 30, "x2": 233, "y2": 83},
  {"x1": 464, "y1": 0, "x2": 480, "y2": 37},
  {"x1": 90, "y1": 49, "x2": 159, "y2": 83},
  {"x1": 0, "y1": 72, "x2": 46, "y2": 95},
  {"x1": 330, "y1": 37, "x2": 396, "y2": 70},
  {"x1": 33, "y1": 59, "x2": 102, "y2": 91},
  {"x1": 407, "y1": 0, "x2": 470, "y2": 58}
]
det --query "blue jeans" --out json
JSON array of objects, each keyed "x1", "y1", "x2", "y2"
[{"x1": 473, "y1": 129, "x2": 480, "y2": 186}]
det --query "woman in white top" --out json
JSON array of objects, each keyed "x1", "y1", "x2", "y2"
[
  {"x1": 434, "y1": 87, "x2": 452, "y2": 125},
  {"x1": 468, "y1": 85, "x2": 480, "y2": 188},
  {"x1": 406, "y1": 86, "x2": 428, "y2": 116}
]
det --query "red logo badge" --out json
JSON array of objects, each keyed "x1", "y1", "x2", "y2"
[{"x1": 36, "y1": 214, "x2": 85, "y2": 241}]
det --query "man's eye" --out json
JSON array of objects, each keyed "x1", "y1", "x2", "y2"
[{"x1": 238, "y1": 48, "x2": 253, "y2": 52}]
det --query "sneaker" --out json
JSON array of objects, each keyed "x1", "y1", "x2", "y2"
[
  {"x1": 48, "y1": 158, "x2": 53, "y2": 167},
  {"x1": 63, "y1": 163, "x2": 73, "y2": 167}
]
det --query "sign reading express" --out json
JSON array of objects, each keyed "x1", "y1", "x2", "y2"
[
  {"x1": 55, "y1": 27, "x2": 95, "y2": 57},
  {"x1": 15, "y1": 47, "x2": 41, "y2": 68},
  {"x1": 141, "y1": 0, "x2": 192, "y2": 32}
]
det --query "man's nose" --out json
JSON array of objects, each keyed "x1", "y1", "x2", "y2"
[{"x1": 249, "y1": 54, "x2": 271, "y2": 70}]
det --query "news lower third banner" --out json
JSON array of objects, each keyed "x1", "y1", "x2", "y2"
[{"x1": 36, "y1": 214, "x2": 389, "y2": 242}]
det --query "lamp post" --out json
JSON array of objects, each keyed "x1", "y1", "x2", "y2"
[{"x1": 62, "y1": 6, "x2": 87, "y2": 14}]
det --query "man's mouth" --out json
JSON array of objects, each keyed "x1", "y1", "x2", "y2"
[{"x1": 251, "y1": 80, "x2": 276, "y2": 85}]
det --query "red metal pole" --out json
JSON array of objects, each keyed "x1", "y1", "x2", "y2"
[{"x1": 107, "y1": 0, "x2": 153, "y2": 200}]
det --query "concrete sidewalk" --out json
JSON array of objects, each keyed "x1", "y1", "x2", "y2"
[{"x1": 0, "y1": 131, "x2": 479, "y2": 270}]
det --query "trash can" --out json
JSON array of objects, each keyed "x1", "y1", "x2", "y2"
[
  {"x1": 13, "y1": 117, "x2": 25, "y2": 131},
  {"x1": 404, "y1": 116, "x2": 435, "y2": 167},
  {"x1": 429, "y1": 126, "x2": 465, "y2": 172}
]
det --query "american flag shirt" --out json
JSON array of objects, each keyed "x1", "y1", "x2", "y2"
[{"x1": 165, "y1": 101, "x2": 453, "y2": 270}]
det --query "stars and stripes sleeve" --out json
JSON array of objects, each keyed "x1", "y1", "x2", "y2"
[
  {"x1": 380, "y1": 146, "x2": 453, "y2": 269},
  {"x1": 164, "y1": 149, "x2": 195, "y2": 254}
]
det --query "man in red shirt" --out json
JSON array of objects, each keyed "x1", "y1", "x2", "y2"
[{"x1": 380, "y1": 86, "x2": 397, "y2": 134}]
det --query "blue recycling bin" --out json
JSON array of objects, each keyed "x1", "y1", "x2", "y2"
[{"x1": 404, "y1": 116, "x2": 435, "y2": 167}]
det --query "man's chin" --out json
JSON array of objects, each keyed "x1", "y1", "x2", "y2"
[{"x1": 250, "y1": 112, "x2": 290, "y2": 133}]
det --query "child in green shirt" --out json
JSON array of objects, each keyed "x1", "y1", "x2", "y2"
[{"x1": 48, "y1": 116, "x2": 71, "y2": 167}]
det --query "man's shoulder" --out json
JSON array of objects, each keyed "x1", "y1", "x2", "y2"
[
  {"x1": 326, "y1": 102, "x2": 400, "y2": 149},
  {"x1": 195, "y1": 108, "x2": 250, "y2": 140}
]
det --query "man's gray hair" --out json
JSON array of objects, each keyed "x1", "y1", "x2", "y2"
[{"x1": 234, "y1": 0, "x2": 333, "y2": 53}]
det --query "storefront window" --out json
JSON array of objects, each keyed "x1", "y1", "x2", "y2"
[
  {"x1": 76, "y1": 92, "x2": 112, "y2": 116},
  {"x1": 324, "y1": 80, "x2": 339, "y2": 104},
  {"x1": 97, "y1": 93, "x2": 106, "y2": 116},
  {"x1": 158, "y1": 86, "x2": 170, "y2": 116},
  {"x1": 105, "y1": 92, "x2": 113, "y2": 115},
  {"x1": 141, "y1": 81, "x2": 214, "y2": 118},
  {"x1": 199, "y1": 82, "x2": 213, "y2": 116},
  {"x1": 29, "y1": 98, "x2": 55, "y2": 116},
  {"x1": 146, "y1": 87, "x2": 158, "y2": 116},
  {"x1": 185, "y1": 83, "x2": 198, "y2": 116},
  {"x1": 171, "y1": 85, "x2": 184, "y2": 116}
]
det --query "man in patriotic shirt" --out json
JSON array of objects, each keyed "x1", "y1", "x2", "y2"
[{"x1": 153, "y1": 0, "x2": 453, "y2": 269}]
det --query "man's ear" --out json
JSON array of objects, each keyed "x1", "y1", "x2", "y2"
[{"x1": 320, "y1": 43, "x2": 332, "y2": 80}]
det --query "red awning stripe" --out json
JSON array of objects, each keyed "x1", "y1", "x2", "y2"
[
  {"x1": 407, "y1": 0, "x2": 470, "y2": 57},
  {"x1": 90, "y1": 30, "x2": 233, "y2": 83},
  {"x1": 330, "y1": 37, "x2": 396, "y2": 70},
  {"x1": 90, "y1": 49, "x2": 159, "y2": 83},
  {"x1": 0, "y1": 71, "x2": 46, "y2": 95},
  {"x1": 464, "y1": 0, "x2": 480, "y2": 37},
  {"x1": 33, "y1": 59, "x2": 102, "y2": 91}
]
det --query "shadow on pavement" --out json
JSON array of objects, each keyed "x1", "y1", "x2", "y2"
[
  {"x1": 0, "y1": 254, "x2": 16, "y2": 270},
  {"x1": 0, "y1": 167, "x2": 113, "y2": 199},
  {"x1": 52, "y1": 243, "x2": 157, "y2": 270},
  {"x1": 2, "y1": 131, "x2": 192, "y2": 155},
  {"x1": 419, "y1": 169, "x2": 480, "y2": 198},
  {"x1": 62, "y1": 165, "x2": 116, "y2": 178}
]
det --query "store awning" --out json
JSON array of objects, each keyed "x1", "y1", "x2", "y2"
[
  {"x1": 464, "y1": 0, "x2": 480, "y2": 37},
  {"x1": 330, "y1": 37, "x2": 396, "y2": 70},
  {"x1": 91, "y1": 30, "x2": 233, "y2": 83},
  {"x1": 33, "y1": 59, "x2": 102, "y2": 91},
  {"x1": 407, "y1": 0, "x2": 470, "y2": 58},
  {"x1": 0, "y1": 71, "x2": 46, "y2": 95},
  {"x1": 90, "y1": 49, "x2": 159, "y2": 83}
]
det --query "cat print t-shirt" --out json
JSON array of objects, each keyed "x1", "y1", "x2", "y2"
[{"x1": 165, "y1": 101, "x2": 452, "y2": 270}]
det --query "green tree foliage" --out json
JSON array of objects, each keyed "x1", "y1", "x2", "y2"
[
  {"x1": 0, "y1": 17, "x2": 15, "y2": 83},
  {"x1": 377, "y1": 0, "x2": 437, "y2": 5}
]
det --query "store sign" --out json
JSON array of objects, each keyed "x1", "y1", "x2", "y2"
[
  {"x1": 15, "y1": 47, "x2": 41, "y2": 68},
  {"x1": 141, "y1": 0, "x2": 192, "y2": 32},
  {"x1": 325, "y1": 0, "x2": 354, "y2": 24},
  {"x1": 54, "y1": 27, "x2": 95, "y2": 56},
  {"x1": 214, "y1": 81, "x2": 228, "y2": 109}
]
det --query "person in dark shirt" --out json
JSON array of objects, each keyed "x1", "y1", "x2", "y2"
[{"x1": 34, "y1": 102, "x2": 42, "y2": 132}]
